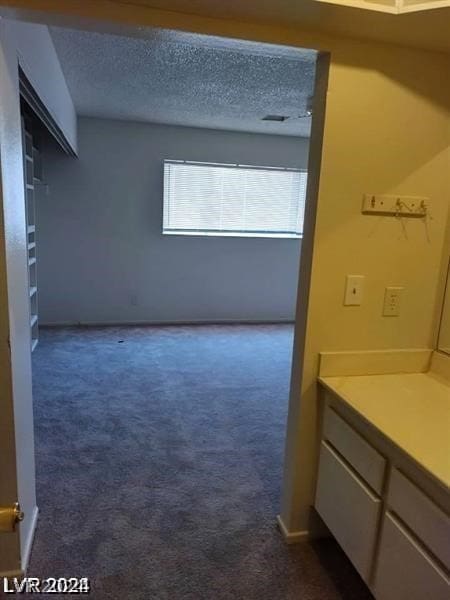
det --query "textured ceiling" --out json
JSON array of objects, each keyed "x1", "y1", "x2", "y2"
[{"x1": 50, "y1": 27, "x2": 317, "y2": 137}]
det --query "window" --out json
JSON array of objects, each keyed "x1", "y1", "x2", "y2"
[{"x1": 163, "y1": 160, "x2": 307, "y2": 238}]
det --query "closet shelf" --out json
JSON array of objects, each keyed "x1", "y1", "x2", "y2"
[{"x1": 22, "y1": 115, "x2": 39, "y2": 352}]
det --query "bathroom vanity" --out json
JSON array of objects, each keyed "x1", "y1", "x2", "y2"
[{"x1": 314, "y1": 262, "x2": 450, "y2": 599}]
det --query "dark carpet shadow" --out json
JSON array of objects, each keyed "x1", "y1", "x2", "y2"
[{"x1": 309, "y1": 538, "x2": 374, "y2": 599}]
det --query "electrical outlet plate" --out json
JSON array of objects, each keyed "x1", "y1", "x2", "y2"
[
  {"x1": 362, "y1": 194, "x2": 428, "y2": 217},
  {"x1": 383, "y1": 286, "x2": 403, "y2": 316}
]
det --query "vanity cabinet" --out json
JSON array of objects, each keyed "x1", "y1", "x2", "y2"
[
  {"x1": 373, "y1": 512, "x2": 449, "y2": 600},
  {"x1": 315, "y1": 440, "x2": 381, "y2": 580},
  {"x1": 387, "y1": 468, "x2": 450, "y2": 571},
  {"x1": 322, "y1": 406, "x2": 386, "y2": 494},
  {"x1": 314, "y1": 395, "x2": 450, "y2": 599}
]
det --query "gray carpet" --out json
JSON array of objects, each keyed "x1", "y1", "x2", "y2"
[{"x1": 28, "y1": 325, "x2": 371, "y2": 599}]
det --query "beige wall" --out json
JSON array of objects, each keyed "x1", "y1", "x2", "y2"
[
  {"x1": 282, "y1": 40, "x2": 450, "y2": 534},
  {"x1": 0, "y1": 0, "x2": 448, "y2": 556}
]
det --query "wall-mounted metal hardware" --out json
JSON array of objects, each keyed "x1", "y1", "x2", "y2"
[
  {"x1": 362, "y1": 194, "x2": 429, "y2": 218},
  {"x1": 0, "y1": 503, "x2": 24, "y2": 532}
]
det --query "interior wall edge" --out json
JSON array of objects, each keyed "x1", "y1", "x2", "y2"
[
  {"x1": 432, "y1": 198, "x2": 450, "y2": 349},
  {"x1": 280, "y1": 52, "x2": 330, "y2": 534},
  {"x1": 0, "y1": 18, "x2": 36, "y2": 573}
]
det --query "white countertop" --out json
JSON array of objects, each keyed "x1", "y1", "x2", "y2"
[{"x1": 319, "y1": 372, "x2": 450, "y2": 489}]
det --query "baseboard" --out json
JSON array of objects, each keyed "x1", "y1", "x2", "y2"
[
  {"x1": 430, "y1": 350, "x2": 450, "y2": 383},
  {"x1": 20, "y1": 506, "x2": 38, "y2": 575},
  {"x1": 276, "y1": 515, "x2": 310, "y2": 544},
  {"x1": 40, "y1": 319, "x2": 295, "y2": 327}
]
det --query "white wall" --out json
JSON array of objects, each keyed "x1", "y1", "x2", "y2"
[
  {"x1": 6, "y1": 19, "x2": 77, "y2": 154},
  {"x1": 37, "y1": 118, "x2": 308, "y2": 324}
]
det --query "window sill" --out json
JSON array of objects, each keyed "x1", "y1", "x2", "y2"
[{"x1": 162, "y1": 231, "x2": 303, "y2": 240}]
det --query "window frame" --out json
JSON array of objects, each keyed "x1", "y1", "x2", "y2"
[{"x1": 162, "y1": 159, "x2": 307, "y2": 240}]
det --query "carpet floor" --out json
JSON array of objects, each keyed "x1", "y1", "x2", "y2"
[{"x1": 28, "y1": 325, "x2": 372, "y2": 599}]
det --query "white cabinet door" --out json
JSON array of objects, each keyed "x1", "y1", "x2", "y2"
[
  {"x1": 387, "y1": 468, "x2": 450, "y2": 571},
  {"x1": 373, "y1": 512, "x2": 450, "y2": 600},
  {"x1": 315, "y1": 441, "x2": 382, "y2": 582}
]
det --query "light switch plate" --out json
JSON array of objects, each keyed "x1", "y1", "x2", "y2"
[
  {"x1": 344, "y1": 275, "x2": 364, "y2": 306},
  {"x1": 383, "y1": 287, "x2": 403, "y2": 316}
]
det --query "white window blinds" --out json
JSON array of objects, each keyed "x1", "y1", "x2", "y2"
[{"x1": 163, "y1": 160, "x2": 307, "y2": 238}]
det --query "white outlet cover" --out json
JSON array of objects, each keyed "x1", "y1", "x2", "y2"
[{"x1": 383, "y1": 286, "x2": 403, "y2": 316}]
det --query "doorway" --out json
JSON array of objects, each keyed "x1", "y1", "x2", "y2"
[{"x1": 0, "y1": 14, "x2": 369, "y2": 600}]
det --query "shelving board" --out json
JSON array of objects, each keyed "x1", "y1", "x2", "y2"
[{"x1": 21, "y1": 113, "x2": 40, "y2": 352}]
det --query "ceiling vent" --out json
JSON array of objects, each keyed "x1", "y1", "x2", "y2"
[{"x1": 262, "y1": 114, "x2": 289, "y2": 122}]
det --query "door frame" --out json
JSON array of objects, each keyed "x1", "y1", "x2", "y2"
[{"x1": 0, "y1": 2, "x2": 330, "y2": 575}]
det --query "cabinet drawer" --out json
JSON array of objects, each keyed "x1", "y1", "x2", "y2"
[
  {"x1": 323, "y1": 406, "x2": 386, "y2": 494},
  {"x1": 388, "y1": 468, "x2": 450, "y2": 570},
  {"x1": 315, "y1": 441, "x2": 381, "y2": 582},
  {"x1": 373, "y1": 512, "x2": 450, "y2": 600}
]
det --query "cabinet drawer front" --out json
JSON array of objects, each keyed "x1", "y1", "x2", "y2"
[
  {"x1": 388, "y1": 468, "x2": 450, "y2": 570},
  {"x1": 315, "y1": 441, "x2": 381, "y2": 582},
  {"x1": 373, "y1": 512, "x2": 450, "y2": 600},
  {"x1": 323, "y1": 406, "x2": 386, "y2": 494}
]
